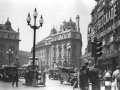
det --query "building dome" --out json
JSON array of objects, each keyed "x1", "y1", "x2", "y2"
[
  {"x1": 50, "y1": 26, "x2": 57, "y2": 34},
  {"x1": 5, "y1": 18, "x2": 11, "y2": 26},
  {"x1": 63, "y1": 17, "x2": 76, "y2": 27},
  {"x1": 4, "y1": 18, "x2": 12, "y2": 31}
]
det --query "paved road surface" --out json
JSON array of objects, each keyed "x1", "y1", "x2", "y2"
[
  {"x1": 0, "y1": 76, "x2": 115, "y2": 90},
  {"x1": 0, "y1": 76, "x2": 73, "y2": 90}
]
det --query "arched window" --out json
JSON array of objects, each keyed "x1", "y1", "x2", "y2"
[
  {"x1": 58, "y1": 46, "x2": 62, "y2": 59},
  {"x1": 53, "y1": 46, "x2": 57, "y2": 59},
  {"x1": 0, "y1": 45, "x2": 6, "y2": 58},
  {"x1": 8, "y1": 34, "x2": 10, "y2": 38},
  {"x1": 64, "y1": 45, "x2": 67, "y2": 58},
  {"x1": 63, "y1": 61, "x2": 67, "y2": 67}
]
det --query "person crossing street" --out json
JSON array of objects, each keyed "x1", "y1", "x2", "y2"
[
  {"x1": 42, "y1": 69, "x2": 46, "y2": 85},
  {"x1": 12, "y1": 70, "x2": 18, "y2": 87},
  {"x1": 89, "y1": 65, "x2": 100, "y2": 90},
  {"x1": 78, "y1": 66, "x2": 89, "y2": 90}
]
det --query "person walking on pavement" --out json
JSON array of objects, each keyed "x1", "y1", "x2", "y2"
[
  {"x1": 85, "y1": 62, "x2": 90, "y2": 79},
  {"x1": 89, "y1": 64, "x2": 100, "y2": 90},
  {"x1": 32, "y1": 70, "x2": 37, "y2": 86},
  {"x1": 12, "y1": 70, "x2": 18, "y2": 87},
  {"x1": 112, "y1": 66, "x2": 120, "y2": 90},
  {"x1": 25, "y1": 69, "x2": 29, "y2": 85},
  {"x1": 79, "y1": 66, "x2": 89, "y2": 90},
  {"x1": 42, "y1": 68, "x2": 46, "y2": 85},
  {"x1": 78, "y1": 68, "x2": 82, "y2": 90},
  {"x1": 73, "y1": 69, "x2": 79, "y2": 90}
]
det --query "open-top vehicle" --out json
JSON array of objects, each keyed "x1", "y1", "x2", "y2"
[
  {"x1": 49, "y1": 69, "x2": 60, "y2": 80},
  {"x1": 59, "y1": 67, "x2": 75, "y2": 84}
]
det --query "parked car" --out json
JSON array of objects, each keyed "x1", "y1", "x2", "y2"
[{"x1": 1, "y1": 65, "x2": 17, "y2": 82}]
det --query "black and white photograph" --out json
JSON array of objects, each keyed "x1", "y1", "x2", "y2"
[{"x1": 0, "y1": 0, "x2": 120, "y2": 90}]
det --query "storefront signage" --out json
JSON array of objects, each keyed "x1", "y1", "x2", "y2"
[{"x1": 97, "y1": 1, "x2": 105, "y2": 13}]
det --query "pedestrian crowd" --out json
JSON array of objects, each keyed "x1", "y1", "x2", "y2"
[
  {"x1": 24, "y1": 68, "x2": 46, "y2": 86},
  {"x1": 11, "y1": 68, "x2": 46, "y2": 87},
  {"x1": 72, "y1": 63, "x2": 120, "y2": 90}
]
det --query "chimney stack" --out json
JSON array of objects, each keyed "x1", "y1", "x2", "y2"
[{"x1": 76, "y1": 15, "x2": 80, "y2": 32}]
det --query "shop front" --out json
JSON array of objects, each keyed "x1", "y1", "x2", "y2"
[{"x1": 98, "y1": 50, "x2": 120, "y2": 72}]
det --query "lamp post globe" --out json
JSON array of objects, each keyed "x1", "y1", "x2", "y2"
[
  {"x1": 33, "y1": 8, "x2": 38, "y2": 18},
  {"x1": 26, "y1": 13, "x2": 31, "y2": 24},
  {"x1": 39, "y1": 15, "x2": 44, "y2": 27}
]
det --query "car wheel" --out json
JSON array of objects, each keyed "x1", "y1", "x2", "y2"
[
  {"x1": 60, "y1": 80, "x2": 63, "y2": 84},
  {"x1": 70, "y1": 82, "x2": 73, "y2": 86},
  {"x1": 60, "y1": 78, "x2": 63, "y2": 84},
  {"x1": 53, "y1": 77, "x2": 55, "y2": 80}
]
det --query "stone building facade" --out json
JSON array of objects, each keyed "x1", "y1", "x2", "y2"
[
  {"x1": 18, "y1": 50, "x2": 31, "y2": 67},
  {"x1": 33, "y1": 15, "x2": 82, "y2": 70},
  {"x1": 0, "y1": 18, "x2": 20, "y2": 67},
  {"x1": 81, "y1": 0, "x2": 120, "y2": 71}
]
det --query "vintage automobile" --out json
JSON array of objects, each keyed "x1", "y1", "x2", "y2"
[
  {"x1": 1, "y1": 65, "x2": 17, "y2": 81},
  {"x1": 0, "y1": 68, "x2": 4, "y2": 81},
  {"x1": 18, "y1": 68, "x2": 26, "y2": 78},
  {"x1": 69, "y1": 73, "x2": 78, "y2": 86},
  {"x1": 59, "y1": 67, "x2": 75, "y2": 84},
  {"x1": 49, "y1": 69, "x2": 60, "y2": 80}
]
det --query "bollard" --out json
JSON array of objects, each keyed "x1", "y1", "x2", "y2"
[
  {"x1": 89, "y1": 83, "x2": 92, "y2": 90},
  {"x1": 111, "y1": 82, "x2": 115, "y2": 90},
  {"x1": 104, "y1": 71, "x2": 111, "y2": 90},
  {"x1": 105, "y1": 80, "x2": 111, "y2": 90}
]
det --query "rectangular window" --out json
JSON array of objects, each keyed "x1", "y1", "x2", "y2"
[{"x1": 111, "y1": 7, "x2": 114, "y2": 19}]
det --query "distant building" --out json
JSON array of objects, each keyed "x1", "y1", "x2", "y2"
[
  {"x1": 18, "y1": 50, "x2": 31, "y2": 67},
  {"x1": 82, "y1": 0, "x2": 120, "y2": 71},
  {"x1": 32, "y1": 15, "x2": 83, "y2": 70},
  {"x1": 0, "y1": 18, "x2": 20, "y2": 67}
]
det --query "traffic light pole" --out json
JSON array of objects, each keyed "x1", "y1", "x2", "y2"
[
  {"x1": 94, "y1": 37, "x2": 97, "y2": 65},
  {"x1": 94, "y1": 57, "x2": 98, "y2": 65},
  {"x1": 91, "y1": 37, "x2": 102, "y2": 65}
]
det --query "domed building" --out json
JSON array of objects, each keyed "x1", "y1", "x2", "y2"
[
  {"x1": 50, "y1": 26, "x2": 57, "y2": 35},
  {"x1": 0, "y1": 18, "x2": 20, "y2": 67},
  {"x1": 34, "y1": 15, "x2": 82, "y2": 70}
]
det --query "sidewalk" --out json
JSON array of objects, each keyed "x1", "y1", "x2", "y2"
[
  {"x1": 75, "y1": 82, "x2": 116, "y2": 90},
  {"x1": 88, "y1": 82, "x2": 115, "y2": 90}
]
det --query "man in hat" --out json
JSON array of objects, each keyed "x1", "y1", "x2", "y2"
[
  {"x1": 85, "y1": 62, "x2": 89, "y2": 78},
  {"x1": 79, "y1": 66, "x2": 89, "y2": 90},
  {"x1": 89, "y1": 64, "x2": 100, "y2": 90}
]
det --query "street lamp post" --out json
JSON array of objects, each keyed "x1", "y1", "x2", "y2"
[
  {"x1": 16, "y1": 56, "x2": 18, "y2": 67},
  {"x1": 41, "y1": 60, "x2": 42, "y2": 70},
  {"x1": 6, "y1": 49, "x2": 13, "y2": 66},
  {"x1": 26, "y1": 8, "x2": 44, "y2": 67}
]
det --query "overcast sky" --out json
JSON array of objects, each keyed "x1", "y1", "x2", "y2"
[{"x1": 0, "y1": 0, "x2": 96, "y2": 54}]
